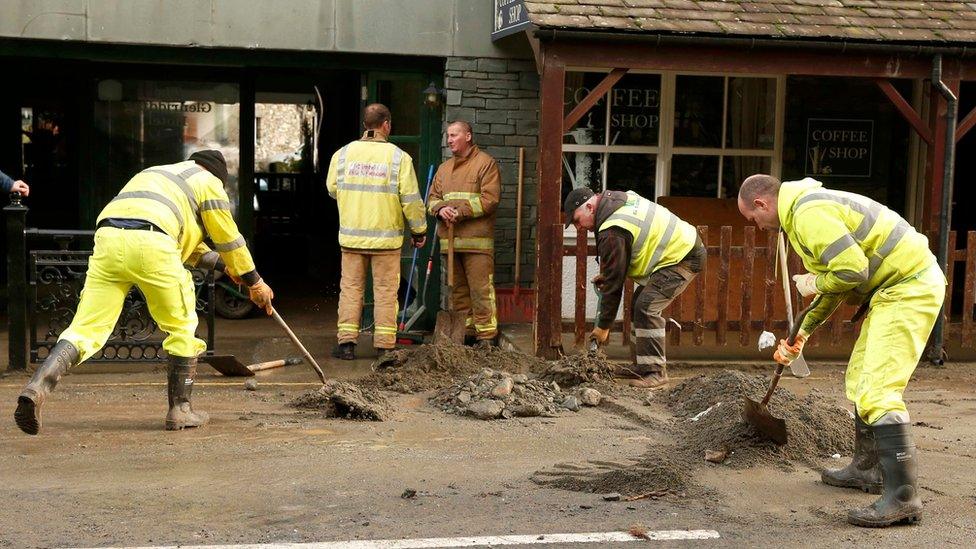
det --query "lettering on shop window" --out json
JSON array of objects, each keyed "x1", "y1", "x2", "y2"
[
  {"x1": 805, "y1": 118, "x2": 873, "y2": 178},
  {"x1": 143, "y1": 101, "x2": 213, "y2": 113},
  {"x1": 565, "y1": 86, "x2": 661, "y2": 131}
]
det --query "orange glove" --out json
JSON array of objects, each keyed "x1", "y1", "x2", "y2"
[
  {"x1": 248, "y1": 279, "x2": 274, "y2": 315},
  {"x1": 590, "y1": 326, "x2": 610, "y2": 345},
  {"x1": 773, "y1": 332, "x2": 808, "y2": 366}
]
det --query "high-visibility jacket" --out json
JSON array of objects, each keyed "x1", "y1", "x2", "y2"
[
  {"x1": 778, "y1": 178, "x2": 937, "y2": 333},
  {"x1": 326, "y1": 132, "x2": 427, "y2": 250},
  {"x1": 598, "y1": 191, "x2": 698, "y2": 284},
  {"x1": 428, "y1": 145, "x2": 501, "y2": 254},
  {"x1": 97, "y1": 160, "x2": 260, "y2": 284}
]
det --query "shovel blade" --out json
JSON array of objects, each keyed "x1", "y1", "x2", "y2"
[
  {"x1": 790, "y1": 354, "x2": 811, "y2": 378},
  {"x1": 201, "y1": 355, "x2": 255, "y2": 377},
  {"x1": 433, "y1": 310, "x2": 466, "y2": 345},
  {"x1": 742, "y1": 397, "x2": 788, "y2": 445}
]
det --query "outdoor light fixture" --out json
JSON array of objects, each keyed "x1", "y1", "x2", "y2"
[{"x1": 423, "y1": 82, "x2": 444, "y2": 108}]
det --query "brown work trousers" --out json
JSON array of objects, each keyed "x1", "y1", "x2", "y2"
[
  {"x1": 337, "y1": 249, "x2": 400, "y2": 349},
  {"x1": 447, "y1": 253, "x2": 497, "y2": 340},
  {"x1": 630, "y1": 239, "x2": 705, "y2": 375}
]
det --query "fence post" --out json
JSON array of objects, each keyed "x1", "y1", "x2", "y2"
[{"x1": 5, "y1": 193, "x2": 29, "y2": 371}]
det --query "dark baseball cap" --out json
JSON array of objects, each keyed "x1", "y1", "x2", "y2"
[{"x1": 563, "y1": 187, "x2": 595, "y2": 227}]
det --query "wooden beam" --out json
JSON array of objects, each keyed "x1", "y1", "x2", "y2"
[
  {"x1": 956, "y1": 104, "x2": 976, "y2": 143},
  {"x1": 548, "y1": 41, "x2": 963, "y2": 80},
  {"x1": 562, "y1": 68, "x2": 627, "y2": 133},
  {"x1": 875, "y1": 79, "x2": 932, "y2": 145},
  {"x1": 534, "y1": 46, "x2": 566, "y2": 359},
  {"x1": 923, "y1": 78, "x2": 959, "y2": 240}
]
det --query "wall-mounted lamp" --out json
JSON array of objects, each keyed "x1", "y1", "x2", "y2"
[{"x1": 423, "y1": 82, "x2": 444, "y2": 108}]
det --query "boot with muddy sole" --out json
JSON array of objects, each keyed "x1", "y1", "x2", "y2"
[
  {"x1": 15, "y1": 340, "x2": 79, "y2": 435},
  {"x1": 847, "y1": 423, "x2": 922, "y2": 527},
  {"x1": 822, "y1": 413, "x2": 882, "y2": 494},
  {"x1": 165, "y1": 355, "x2": 209, "y2": 431}
]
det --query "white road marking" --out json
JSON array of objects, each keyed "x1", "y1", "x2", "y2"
[{"x1": 77, "y1": 529, "x2": 720, "y2": 548}]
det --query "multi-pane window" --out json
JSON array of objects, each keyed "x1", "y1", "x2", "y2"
[{"x1": 562, "y1": 71, "x2": 782, "y2": 202}]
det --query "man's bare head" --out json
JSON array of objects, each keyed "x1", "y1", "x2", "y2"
[
  {"x1": 363, "y1": 103, "x2": 392, "y2": 131},
  {"x1": 447, "y1": 120, "x2": 473, "y2": 156},
  {"x1": 737, "y1": 174, "x2": 782, "y2": 231}
]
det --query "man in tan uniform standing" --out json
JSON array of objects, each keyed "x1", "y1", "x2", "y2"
[
  {"x1": 428, "y1": 121, "x2": 501, "y2": 345},
  {"x1": 327, "y1": 104, "x2": 428, "y2": 360}
]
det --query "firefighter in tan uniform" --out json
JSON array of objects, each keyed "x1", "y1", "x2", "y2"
[
  {"x1": 15, "y1": 150, "x2": 274, "y2": 435},
  {"x1": 428, "y1": 121, "x2": 502, "y2": 345},
  {"x1": 327, "y1": 103, "x2": 428, "y2": 360}
]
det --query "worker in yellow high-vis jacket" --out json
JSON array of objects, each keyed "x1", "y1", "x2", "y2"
[
  {"x1": 565, "y1": 187, "x2": 705, "y2": 389},
  {"x1": 738, "y1": 174, "x2": 944, "y2": 528},
  {"x1": 15, "y1": 150, "x2": 274, "y2": 435},
  {"x1": 427, "y1": 121, "x2": 501, "y2": 346},
  {"x1": 327, "y1": 103, "x2": 427, "y2": 360}
]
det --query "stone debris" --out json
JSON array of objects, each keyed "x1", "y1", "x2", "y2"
[
  {"x1": 538, "y1": 351, "x2": 615, "y2": 387},
  {"x1": 432, "y1": 368, "x2": 599, "y2": 420}
]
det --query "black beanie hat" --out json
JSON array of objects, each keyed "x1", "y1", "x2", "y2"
[{"x1": 188, "y1": 150, "x2": 228, "y2": 185}]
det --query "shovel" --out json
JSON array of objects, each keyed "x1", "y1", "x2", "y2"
[
  {"x1": 201, "y1": 355, "x2": 302, "y2": 377},
  {"x1": 433, "y1": 224, "x2": 465, "y2": 344},
  {"x1": 271, "y1": 308, "x2": 328, "y2": 384},
  {"x1": 777, "y1": 232, "x2": 810, "y2": 378},
  {"x1": 742, "y1": 297, "x2": 819, "y2": 445}
]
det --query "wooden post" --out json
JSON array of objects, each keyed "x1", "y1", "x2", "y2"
[
  {"x1": 946, "y1": 230, "x2": 957, "y2": 328},
  {"x1": 533, "y1": 49, "x2": 565, "y2": 358},
  {"x1": 694, "y1": 226, "x2": 708, "y2": 346},
  {"x1": 740, "y1": 226, "x2": 755, "y2": 347},
  {"x1": 574, "y1": 229, "x2": 587, "y2": 348},
  {"x1": 717, "y1": 226, "x2": 731, "y2": 345},
  {"x1": 5, "y1": 194, "x2": 29, "y2": 371},
  {"x1": 964, "y1": 231, "x2": 975, "y2": 348},
  {"x1": 763, "y1": 231, "x2": 777, "y2": 333}
]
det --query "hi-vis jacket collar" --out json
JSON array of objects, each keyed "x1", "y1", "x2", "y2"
[
  {"x1": 361, "y1": 130, "x2": 388, "y2": 142},
  {"x1": 778, "y1": 177, "x2": 823, "y2": 233}
]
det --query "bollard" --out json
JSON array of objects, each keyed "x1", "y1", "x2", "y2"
[{"x1": 5, "y1": 193, "x2": 29, "y2": 370}]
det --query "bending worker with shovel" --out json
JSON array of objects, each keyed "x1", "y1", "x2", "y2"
[
  {"x1": 15, "y1": 150, "x2": 275, "y2": 434},
  {"x1": 564, "y1": 187, "x2": 705, "y2": 389},
  {"x1": 737, "y1": 174, "x2": 944, "y2": 528}
]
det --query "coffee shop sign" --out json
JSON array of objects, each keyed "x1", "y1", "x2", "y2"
[
  {"x1": 805, "y1": 118, "x2": 873, "y2": 178},
  {"x1": 566, "y1": 85, "x2": 661, "y2": 130}
]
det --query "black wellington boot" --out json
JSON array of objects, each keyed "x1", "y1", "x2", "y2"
[
  {"x1": 822, "y1": 413, "x2": 883, "y2": 494},
  {"x1": 331, "y1": 342, "x2": 356, "y2": 361},
  {"x1": 15, "y1": 340, "x2": 79, "y2": 435},
  {"x1": 847, "y1": 423, "x2": 923, "y2": 527},
  {"x1": 165, "y1": 355, "x2": 209, "y2": 431}
]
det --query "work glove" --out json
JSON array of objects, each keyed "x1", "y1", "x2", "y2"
[
  {"x1": 590, "y1": 326, "x2": 610, "y2": 345},
  {"x1": 792, "y1": 273, "x2": 819, "y2": 298},
  {"x1": 248, "y1": 278, "x2": 275, "y2": 315},
  {"x1": 773, "y1": 330, "x2": 808, "y2": 366},
  {"x1": 411, "y1": 233, "x2": 427, "y2": 249}
]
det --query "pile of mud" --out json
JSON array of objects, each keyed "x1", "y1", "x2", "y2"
[
  {"x1": 664, "y1": 370, "x2": 854, "y2": 468},
  {"x1": 534, "y1": 370, "x2": 853, "y2": 497},
  {"x1": 290, "y1": 380, "x2": 391, "y2": 421},
  {"x1": 361, "y1": 344, "x2": 546, "y2": 393},
  {"x1": 538, "y1": 351, "x2": 616, "y2": 388},
  {"x1": 431, "y1": 368, "x2": 602, "y2": 420}
]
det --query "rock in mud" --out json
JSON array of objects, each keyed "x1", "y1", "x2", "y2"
[
  {"x1": 561, "y1": 395, "x2": 581, "y2": 412},
  {"x1": 467, "y1": 399, "x2": 505, "y2": 420},
  {"x1": 244, "y1": 378, "x2": 258, "y2": 391},
  {"x1": 432, "y1": 368, "x2": 566, "y2": 419},
  {"x1": 290, "y1": 380, "x2": 391, "y2": 421},
  {"x1": 491, "y1": 377, "x2": 514, "y2": 398},
  {"x1": 579, "y1": 388, "x2": 602, "y2": 407}
]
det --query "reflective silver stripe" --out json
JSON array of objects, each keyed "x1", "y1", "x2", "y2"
[
  {"x1": 607, "y1": 212, "x2": 643, "y2": 228},
  {"x1": 200, "y1": 199, "x2": 231, "y2": 211},
  {"x1": 339, "y1": 227, "x2": 403, "y2": 238},
  {"x1": 179, "y1": 166, "x2": 204, "y2": 180},
  {"x1": 820, "y1": 233, "x2": 857, "y2": 264},
  {"x1": 402, "y1": 192, "x2": 422, "y2": 203},
  {"x1": 835, "y1": 269, "x2": 869, "y2": 283},
  {"x1": 634, "y1": 328, "x2": 666, "y2": 339},
  {"x1": 648, "y1": 215, "x2": 678, "y2": 268},
  {"x1": 856, "y1": 220, "x2": 911, "y2": 292},
  {"x1": 110, "y1": 191, "x2": 183, "y2": 232},
  {"x1": 391, "y1": 148, "x2": 403, "y2": 186},
  {"x1": 795, "y1": 192, "x2": 882, "y2": 242},
  {"x1": 337, "y1": 183, "x2": 399, "y2": 194},
  {"x1": 214, "y1": 236, "x2": 246, "y2": 252},
  {"x1": 636, "y1": 355, "x2": 666, "y2": 366},
  {"x1": 145, "y1": 168, "x2": 199, "y2": 218},
  {"x1": 336, "y1": 145, "x2": 348, "y2": 187},
  {"x1": 633, "y1": 202, "x2": 659, "y2": 254}
]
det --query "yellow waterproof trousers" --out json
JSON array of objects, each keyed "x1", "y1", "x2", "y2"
[
  {"x1": 449, "y1": 253, "x2": 497, "y2": 340},
  {"x1": 846, "y1": 264, "x2": 945, "y2": 425},
  {"x1": 59, "y1": 227, "x2": 206, "y2": 362},
  {"x1": 337, "y1": 250, "x2": 400, "y2": 349}
]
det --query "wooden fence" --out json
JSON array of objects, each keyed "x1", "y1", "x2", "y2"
[{"x1": 562, "y1": 226, "x2": 976, "y2": 350}]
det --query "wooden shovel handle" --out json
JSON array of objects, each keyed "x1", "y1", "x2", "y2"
[{"x1": 763, "y1": 298, "x2": 819, "y2": 406}]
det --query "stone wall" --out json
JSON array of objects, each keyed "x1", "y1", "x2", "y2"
[{"x1": 443, "y1": 56, "x2": 539, "y2": 287}]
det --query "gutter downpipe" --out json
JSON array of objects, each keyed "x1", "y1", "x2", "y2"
[{"x1": 929, "y1": 54, "x2": 958, "y2": 366}]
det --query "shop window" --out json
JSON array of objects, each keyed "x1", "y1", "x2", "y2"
[
  {"x1": 674, "y1": 76, "x2": 723, "y2": 148},
  {"x1": 606, "y1": 153, "x2": 656, "y2": 196},
  {"x1": 564, "y1": 72, "x2": 608, "y2": 147},
  {"x1": 94, "y1": 79, "x2": 240, "y2": 216},
  {"x1": 671, "y1": 155, "x2": 719, "y2": 197}
]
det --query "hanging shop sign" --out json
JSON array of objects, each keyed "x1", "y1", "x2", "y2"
[
  {"x1": 492, "y1": 0, "x2": 531, "y2": 41},
  {"x1": 805, "y1": 118, "x2": 874, "y2": 178}
]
